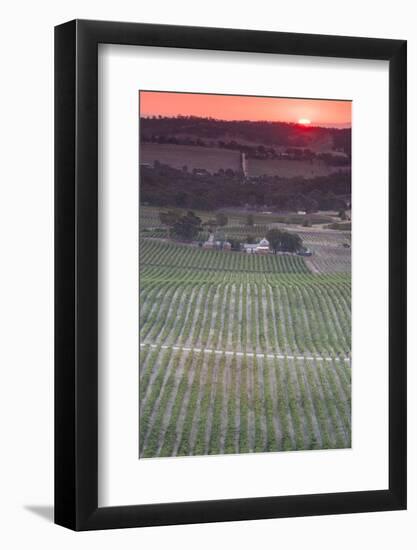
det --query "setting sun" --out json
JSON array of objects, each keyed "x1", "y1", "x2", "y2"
[{"x1": 140, "y1": 92, "x2": 351, "y2": 127}]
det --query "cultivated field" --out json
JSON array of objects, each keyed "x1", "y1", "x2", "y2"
[
  {"x1": 139, "y1": 233, "x2": 351, "y2": 458},
  {"x1": 297, "y1": 229, "x2": 351, "y2": 274},
  {"x1": 141, "y1": 239, "x2": 310, "y2": 274},
  {"x1": 140, "y1": 206, "x2": 351, "y2": 276},
  {"x1": 140, "y1": 142, "x2": 351, "y2": 178},
  {"x1": 140, "y1": 347, "x2": 351, "y2": 457},
  {"x1": 141, "y1": 143, "x2": 241, "y2": 173}
]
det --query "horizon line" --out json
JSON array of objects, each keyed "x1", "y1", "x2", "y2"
[{"x1": 140, "y1": 114, "x2": 352, "y2": 129}]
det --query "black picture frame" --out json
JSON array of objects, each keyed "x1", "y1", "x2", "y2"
[{"x1": 55, "y1": 19, "x2": 407, "y2": 531}]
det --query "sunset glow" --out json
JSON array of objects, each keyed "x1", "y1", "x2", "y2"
[{"x1": 140, "y1": 91, "x2": 351, "y2": 128}]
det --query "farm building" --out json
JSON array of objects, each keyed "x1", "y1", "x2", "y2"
[
  {"x1": 202, "y1": 233, "x2": 215, "y2": 249},
  {"x1": 257, "y1": 238, "x2": 270, "y2": 254},
  {"x1": 243, "y1": 244, "x2": 258, "y2": 254},
  {"x1": 243, "y1": 238, "x2": 270, "y2": 255},
  {"x1": 202, "y1": 233, "x2": 231, "y2": 250}
]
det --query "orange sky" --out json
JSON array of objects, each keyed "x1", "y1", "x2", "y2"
[{"x1": 140, "y1": 91, "x2": 351, "y2": 128}]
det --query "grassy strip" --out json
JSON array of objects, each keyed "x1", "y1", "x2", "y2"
[
  {"x1": 158, "y1": 285, "x2": 188, "y2": 343},
  {"x1": 275, "y1": 357, "x2": 293, "y2": 451},
  {"x1": 241, "y1": 285, "x2": 247, "y2": 351},
  {"x1": 284, "y1": 357, "x2": 305, "y2": 450},
  {"x1": 176, "y1": 352, "x2": 204, "y2": 456},
  {"x1": 139, "y1": 347, "x2": 172, "y2": 453},
  {"x1": 142, "y1": 349, "x2": 182, "y2": 458},
  {"x1": 249, "y1": 284, "x2": 257, "y2": 351},
  {"x1": 145, "y1": 284, "x2": 179, "y2": 341},
  {"x1": 305, "y1": 360, "x2": 332, "y2": 449},
  {"x1": 294, "y1": 358, "x2": 319, "y2": 450},
  {"x1": 168, "y1": 284, "x2": 198, "y2": 344},
  {"x1": 208, "y1": 353, "x2": 226, "y2": 455},
  {"x1": 139, "y1": 344, "x2": 150, "y2": 379},
  {"x1": 220, "y1": 284, "x2": 232, "y2": 351},
  {"x1": 231, "y1": 284, "x2": 240, "y2": 351},
  {"x1": 264, "y1": 285, "x2": 278, "y2": 354},
  {"x1": 159, "y1": 351, "x2": 195, "y2": 457},
  {"x1": 315, "y1": 361, "x2": 346, "y2": 448},
  {"x1": 139, "y1": 346, "x2": 161, "y2": 405},
  {"x1": 253, "y1": 355, "x2": 265, "y2": 452},
  {"x1": 239, "y1": 354, "x2": 249, "y2": 454},
  {"x1": 193, "y1": 352, "x2": 216, "y2": 456},
  {"x1": 224, "y1": 354, "x2": 237, "y2": 454},
  {"x1": 179, "y1": 284, "x2": 205, "y2": 346},
  {"x1": 197, "y1": 285, "x2": 218, "y2": 348},
  {"x1": 256, "y1": 284, "x2": 266, "y2": 352},
  {"x1": 262, "y1": 356, "x2": 278, "y2": 452},
  {"x1": 330, "y1": 363, "x2": 351, "y2": 446},
  {"x1": 190, "y1": 284, "x2": 210, "y2": 346}
]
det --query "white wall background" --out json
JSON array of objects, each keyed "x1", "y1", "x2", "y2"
[{"x1": 0, "y1": 0, "x2": 415, "y2": 547}]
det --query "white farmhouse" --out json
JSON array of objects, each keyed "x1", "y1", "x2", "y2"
[
  {"x1": 202, "y1": 233, "x2": 215, "y2": 249},
  {"x1": 243, "y1": 238, "x2": 270, "y2": 255},
  {"x1": 256, "y1": 238, "x2": 270, "y2": 255}
]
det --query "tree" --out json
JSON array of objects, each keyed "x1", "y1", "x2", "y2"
[
  {"x1": 281, "y1": 231, "x2": 303, "y2": 252},
  {"x1": 216, "y1": 212, "x2": 228, "y2": 227},
  {"x1": 266, "y1": 228, "x2": 303, "y2": 253},
  {"x1": 304, "y1": 197, "x2": 319, "y2": 214},
  {"x1": 229, "y1": 238, "x2": 243, "y2": 251},
  {"x1": 246, "y1": 214, "x2": 254, "y2": 226},
  {"x1": 203, "y1": 217, "x2": 219, "y2": 234},
  {"x1": 159, "y1": 210, "x2": 180, "y2": 238},
  {"x1": 171, "y1": 211, "x2": 202, "y2": 241},
  {"x1": 174, "y1": 191, "x2": 188, "y2": 207},
  {"x1": 266, "y1": 229, "x2": 283, "y2": 254},
  {"x1": 321, "y1": 191, "x2": 346, "y2": 211}
]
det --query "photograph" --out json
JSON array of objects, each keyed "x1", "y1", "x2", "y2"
[
  {"x1": 138, "y1": 91, "x2": 352, "y2": 459},
  {"x1": 0, "y1": 2, "x2": 409, "y2": 542}
]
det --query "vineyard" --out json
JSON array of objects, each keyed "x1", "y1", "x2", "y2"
[
  {"x1": 140, "y1": 347, "x2": 351, "y2": 458},
  {"x1": 139, "y1": 206, "x2": 351, "y2": 275},
  {"x1": 141, "y1": 239, "x2": 310, "y2": 274},
  {"x1": 300, "y1": 230, "x2": 351, "y2": 274},
  {"x1": 139, "y1": 237, "x2": 351, "y2": 457}
]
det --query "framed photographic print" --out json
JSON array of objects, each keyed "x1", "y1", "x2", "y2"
[{"x1": 55, "y1": 20, "x2": 406, "y2": 530}]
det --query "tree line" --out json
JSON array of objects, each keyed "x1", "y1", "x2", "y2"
[
  {"x1": 141, "y1": 163, "x2": 350, "y2": 212},
  {"x1": 140, "y1": 115, "x2": 352, "y2": 156}
]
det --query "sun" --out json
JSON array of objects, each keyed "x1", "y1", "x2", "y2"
[{"x1": 298, "y1": 118, "x2": 311, "y2": 125}]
